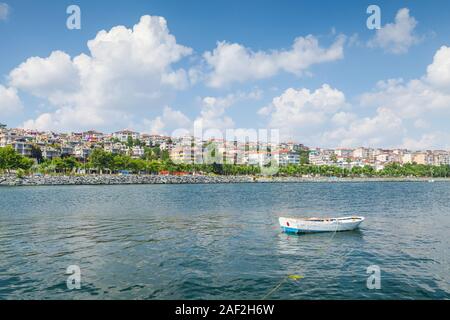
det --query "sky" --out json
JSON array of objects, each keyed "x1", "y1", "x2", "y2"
[{"x1": 1, "y1": 0, "x2": 450, "y2": 149}]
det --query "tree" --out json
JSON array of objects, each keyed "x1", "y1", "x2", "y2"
[
  {"x1": 330, "y1": 153, "x2": 338, "y2": 163},
  {"x1": 62, "y1": 157, "x2": 80, "y2": 173},
  {"x1": 0, "y1": 146, "x2": 34, "y2": 173},
  {"x1": 161, "y1": 149, "x2": 170, "y2": 161},
  {"x1": 143, "y1": 146, "x2": 162, "y2": 160},
  {"x1": 19, "y1": 157, "x2": 34, "y2": 171},
  {"x1": 146, "y1": 160, "x2": 161, "y2": 174},
  {"x1": 89, "y1": 149, "x2": 114, "y2": 174},
  {"x1": 126, "y1": 136, "x2": 134, "y2": 147},
  {"x1": 31, "y1": 145, "x2": 43, "y2": 163},
  {"x1": 299, "y1": 150, "x2": 310, "y2": 165},
  {"x1": 111, "y1": 154, "x2": 131, "y2": 172},
  {"x1": 212, "y1": 162, "x2": 223, "y2": 175}
]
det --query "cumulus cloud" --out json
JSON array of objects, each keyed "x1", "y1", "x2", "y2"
[
  {"x1": 142, "y1": 89, "x2": 262, "y2": 136},
  {"x1": 368, "y1": 8, "x2": 420, "y2": 54},
  {"x1": 322, "y1": 107, "x2": 405, "y2": 147},
  {"x1": 202, "y1": 35, "x2": 345, "y2": 87},
  {"x1": 195, "y1": 89, "x2": 263, "y2": 131},
  {"x1": 10, "y1": 51, "x2": 80, "y2": 104},
  {"x1": 360, "y1": 78, "x2": 450, "y2": 119},
  {"x1": 402, "y1": 132, "x2": 450, "y2": 150},
  {"x1": 331, "y1": 111, "x2": 358, "y2": 126},
  {"x1": 425, "y1": 46, "x2": 450, "y2": 89},
  {"x1": 0, "y1": 3, "x2": 9, "y2": 21},
  {"x1": 260, "y1": 44, "x2": 450, "y2": 149},
  {"x1": 259, "y1": 84, "x2": 409, "y2": 147},
  {"x1": 359, "y1": 46, "x2": 450, "y2": 122},
  {"x1": 258, "y1": 84, "x2": 348, "y2": 143},
  {"x1": 195, "y1": 96, "x2": 236, "y2": 131},
  {"x1": 0, "y1": 85, "x2": 23, "y2": 115},
  {"x1": 144, "y1": 106, "x2": 191, "y2": 135},
  {"x1": 11, "y1": 15, "x2": 192, "y2": 131},
  {"x1": 353, "y1": 51, "x2": 450, "y2": 149}
]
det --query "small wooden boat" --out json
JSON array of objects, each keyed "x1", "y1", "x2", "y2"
[{"x1": 279, "y1": 216, "x2": 364, "y2": 233}]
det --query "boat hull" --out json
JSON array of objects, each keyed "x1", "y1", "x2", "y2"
[{"x1": 279, "y1": 216, "x2": 364, "y2": 234}]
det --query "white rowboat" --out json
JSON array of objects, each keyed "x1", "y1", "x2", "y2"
[{"x1": 279, "y1": 216, "x2": 364, "y2": 233}]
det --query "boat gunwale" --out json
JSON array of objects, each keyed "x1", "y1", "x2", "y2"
[{"x1": 280, "y1": 216, "x2": 365, "y2": 223}]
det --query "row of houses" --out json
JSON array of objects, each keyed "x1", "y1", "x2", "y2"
[
  {"x1": 0, "y1": 126, "x2": 306, "y2": 166},
  {"x1": 3, "y1": 125, "x2": 448, "y2": 169},
  {"x1": 309, "y1": 147, "x2": 450, "y2": 170},
  {"x1": 0, "y1": 127, "x2": 172, "y2": 160},
  {"x1": 168, "y1": 136, "x2": 306, "y2": 166}
]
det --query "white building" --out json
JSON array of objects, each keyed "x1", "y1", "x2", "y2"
[
  {"x1": 335, "y1": 148, "x2": 353, "y2": 158},
  {"x1": 277, "y1": 150, "x2": 300, "y2": 166},
  {"x1": 104, "y1": 142, "x2": 124, "y2": 155},
  {"x1": 142, "y1": 134, "x2": 171, "y2": 147},
  {"x1": 112, "y1": 130, "x2": 140, "y2": 143},
  {"x1": 74, "y1": 145, "x2": 91, "y2": 159},
  {"x1": 42, "y1": 146, "x2": 61, "y2": 159},
  {"x1": 60, "y1": 145, "x2": 75, "y2": 157},
  {"x1": 353, "y1": 147, "x2": 371, "y2": 159},
  {"x1": 433, "y1": 151, "x2": 450, "y2": 165},
  {"x1": 10, "y1": 139, "x2": 33, "y2": 157},
  {"x1": 309, "y1": 149, "x2": 334, "y2": 166},
  {"x1": 130, "y1": 146, "x2": 145, "y2": 159},
  {"x1": 246, "y1": 151, "x2": 272, "y2": 167},
  {"x1": 402, "y1": 153, "x2": 414, "y2": 164}
]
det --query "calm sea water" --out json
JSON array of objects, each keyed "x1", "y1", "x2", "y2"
[{"x1": 0, "y1": 182, "x2": 449, "y2": 300}]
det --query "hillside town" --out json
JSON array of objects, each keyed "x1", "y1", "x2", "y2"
[{"x1": 1, "y1": 124, "x2": 449, "y2": 171}]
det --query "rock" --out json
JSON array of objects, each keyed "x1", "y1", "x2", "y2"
[{"x1": 0, "y1": 174, "x2": 446, "y2": 186}]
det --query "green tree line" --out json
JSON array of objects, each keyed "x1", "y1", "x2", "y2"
[
  {"x1": 278, "y1": 163, "x2": 450, "y2": 177},
  {"x1": 2, "y1": 146, "x2": 450, "y2": 177}
]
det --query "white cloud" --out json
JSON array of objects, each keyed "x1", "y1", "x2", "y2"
[
  {"x1": 141, "y1": 89, "x2": 262, "y2": 136},
  {"x1": 360, "y1": 78, "x2": 450, "y2": 119},
  {"x1": 425, "y1": 46, "x2": 450, "y2": 89},
  {"x1": 259, "y1": 84, "x2": 348, "y2": 143},
  {"x1": 259, "y1": 44, "x2": 450, "y2": 149},
  {"x1": 0, "y1": 85, "x2": 23, "y2": 115},
  {"x1": 259, "y1": 84, "x2": 410, "y2": 148},
  {"x1": 351, "y1": 45, "x2": 450, "y2": 149},
  {"x1": 195, "y1": 96, "x2": 235, "y2": 130},
  {"x1": 259, "y1": 84, "x2": 403, "y2": 148},
  {"x1": 368, "y1": 8, "x2": 420, "y2": 54},
  {"x1": 202, "y1": 35, "x2": 345, "y2": 87},
  {"x1": 0, "y1": 3, "x2": 9, "y2": 21},
  {"x1": 358, "y1": 47, "x2": 450, "y2": 125},
  {"x1": 11, "y1": 15, "x2": 192, "y2": 131},
  {"x1": 195, "y1": 89, "x2": 263, "y2": 131},
  {"x1": 402, "y1": 132, "x2": 450, "y2": 150},
  {"x1": 10, "y1": 51, "x2": 80, "y2": 104},
  {"x1": 144, "y1": 106, "x2": 191, "y2": 135},
  {"x1": 413, "y1": 119, "x2": 429, "y2": 129},
  {"x1": 322, "y1": 107, "x2": 405, "y2": 147},
  {"x1": 331, "y1": 111, "x2": 358, "y2": 126}
]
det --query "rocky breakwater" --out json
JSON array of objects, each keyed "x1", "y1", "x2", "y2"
[{"x1": 0, "y1": 174, "x2": 254, "y2": 186}]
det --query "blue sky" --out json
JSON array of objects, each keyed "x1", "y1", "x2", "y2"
[{"x1": 2, "y1": 0, "x2": 450, "y2": 149}]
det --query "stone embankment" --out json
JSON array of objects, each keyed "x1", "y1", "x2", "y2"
[
  {"x1": 0, "y1": 174, "x2": 254, "y2": 186},
  {"x1": 0, "y1": 174, "x2": 448, "y2": 186}
]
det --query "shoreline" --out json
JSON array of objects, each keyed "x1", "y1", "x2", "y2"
[{"x1": 0, "y1": 174, "x2": 448, "y2": 186}]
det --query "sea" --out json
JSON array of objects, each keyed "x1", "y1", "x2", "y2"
[{"x1": 0, "y1": 182, "x2": 448, "y2": 299}]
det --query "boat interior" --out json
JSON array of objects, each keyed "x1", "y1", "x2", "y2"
[{"x1": 303, "y1": 216, "x2": 363, "y2": 222}]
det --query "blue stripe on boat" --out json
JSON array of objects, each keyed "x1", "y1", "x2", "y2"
[
  {"x1": 281, "y1": 227, "x2": 300, "y2": 233},
  {"x1": 281, "y1": 227, "x2": 330, "y2": 234}
]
